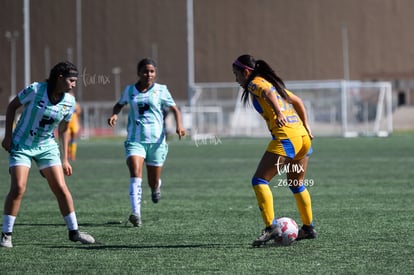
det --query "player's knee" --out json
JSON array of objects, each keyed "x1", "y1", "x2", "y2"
[
  {"x1": 289, "y1": 185, "x2": 306, "y2": 194},
  {"x1": 9, "y1": 187, "x2": 25, "y2": 199}
]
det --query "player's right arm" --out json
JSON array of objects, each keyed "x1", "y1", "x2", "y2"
[
  {"x1": 1, "y1": 96, "x2": 22, "y2": 152},
  {"x1": 262, "y1": 87, "x2": 287, "y2": 127},
  {"x1": 108, "y1": 103, "x2": 125, "y2": 127}
]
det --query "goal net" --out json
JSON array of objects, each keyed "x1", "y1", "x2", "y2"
[
  {"x1": 38, "y1": 80, "x2": 391, "y2": 140},
  {"x1": 184, "y1": 80, "x2": 393, "y2": 138}
]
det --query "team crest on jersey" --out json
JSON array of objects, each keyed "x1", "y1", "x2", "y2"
[
  {"x1": 62, "y1": 103, "x2": 72, "y2": 111},
  {"x1": 61, "y1": 104, "x2": 71, "y2": 115},
  {"x1": 152, "y1": 90, "x2": 159, "y2": 101}
]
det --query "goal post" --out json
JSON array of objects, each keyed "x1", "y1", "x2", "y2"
[
  {"x1": 42, "y1": 80, "x2": 392, "y2": 140},
  {"x1": 186, "y1": 80, "x2": 393, "y2": 138}
]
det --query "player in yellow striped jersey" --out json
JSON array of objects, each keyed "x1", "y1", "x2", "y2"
[
  {"x1": 232, "y1": 54, "x2": 317, "y2": 247},
  {"x1": 67, "y1": 92, "x2": 81, "y2": 161}
]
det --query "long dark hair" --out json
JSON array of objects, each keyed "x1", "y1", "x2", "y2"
[
  {"x1": 233, "y1": 54, "x2": 290, "y2": 106},
  {"x1": 47, "y1": 61, "x2": 78, "y2": 92}
]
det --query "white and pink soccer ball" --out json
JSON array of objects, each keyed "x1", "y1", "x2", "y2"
[{"x1": 275, "y1": 217, "x2": 299, "y2": 246}]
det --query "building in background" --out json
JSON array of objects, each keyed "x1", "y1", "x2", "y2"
[{"x1": 1, "y1": 0, "x2": 414, "y2": 117}]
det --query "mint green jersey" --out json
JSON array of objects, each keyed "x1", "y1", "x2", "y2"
[
  {"x1": 12, "y1": 82, "x2": 76, "y2": 147},
  {"x1": 118, "y1": 83, "x2": 176, "y2": 143}
]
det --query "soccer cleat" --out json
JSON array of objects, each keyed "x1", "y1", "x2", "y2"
[
  {"x1": 128, "y1": 214, "x2": 142, "y2": 227},
  {"x1": 297, "y1": 225, "x2": 318, "y2": 240},
  {"x1": 69, "y1": 230, "x2": 95, "y2": 244},
  {"x1": 151, "y1": 188, "x2": 161, "y2": 203},
  {"x1": 252, "y1": 225, "x2": 282, "y2": 247},
  {"x1": 1, "y1": 233, "x2": 13, "y2": 248}
]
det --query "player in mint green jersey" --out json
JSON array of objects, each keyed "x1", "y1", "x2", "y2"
[
  {"x1": 1, "y1": 62, "x2": 95, "y2": 248},
  {"x1": 108, "y1": 58, "x2": 185, "y2": 227}
]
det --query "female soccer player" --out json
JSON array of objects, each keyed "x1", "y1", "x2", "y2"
[
  {"x1": 1, "y1": 61, "x2": 95, "y2": 248},
  {"x1": 232, "y1": 54, "x2": 317, "y2": 246},
  {"x1": 108, "y1": 58, "x2": 185, "y2": 227}
]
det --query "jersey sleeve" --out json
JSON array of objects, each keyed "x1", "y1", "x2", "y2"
[
  {"x1": 118, "y1": 85, "x2": 132, "y2": 105},
  {"x1": 160, "y1": 85, "x2": 176, "y2": 107},
  {"x1": 248, "y1": 77, "x2": 272, "y2": 98},
  {"x1": 285, "y1": 89, "x2": 294, "y2": 97},
  {"x1": 63, "y1": 95, "x2": 77, "y2": 122},
  {"x1": 18, "y1": 82, "x2": 40, "y2": 105}
]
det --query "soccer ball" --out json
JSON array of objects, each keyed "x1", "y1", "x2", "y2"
[{"x1": 276, "y1": 217, "x2": 299, "y2": 246}]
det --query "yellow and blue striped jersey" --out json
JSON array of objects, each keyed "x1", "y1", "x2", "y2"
[{"x1": 248, "y1": 76, "x2": 308, "y2": 139}]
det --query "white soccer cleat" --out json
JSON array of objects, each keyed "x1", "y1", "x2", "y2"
[
  {"x1": 1, "y1": 233, "x2": 13, "y2": 248},
  {"x1": 69, "y1": 231, "x2": 95, "y2": 244}
]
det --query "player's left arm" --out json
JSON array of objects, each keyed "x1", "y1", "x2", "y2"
[
  {"x1": 289, "y1": 93, "x2": 313, "y2": 139},
  {"x1": 169, "y1": 105, "x2": 186, "y2": 139},
  {"x1": 58, "y1": 120, "x2": 73, "y2": 175}
]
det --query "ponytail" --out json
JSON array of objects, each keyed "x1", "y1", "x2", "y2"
[
  {"x1": 234, "y1": 55, "x2": 290, "y2": 106},
  {"x1": 254, "y1": 60, "x2": 290, "y2": 103}
]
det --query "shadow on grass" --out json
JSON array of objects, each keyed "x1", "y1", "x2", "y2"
[
  {"x1": 15, "y1": 222, "x2": 130, "y2": 227},
  {"x1": 47, "y1": 243, "x2": 247, "y2": 250},
  {"x1": 45, "y1": 240, "x2": 297, "y2": 250},
  {"x1": 16, "y1": 222, "x2": 292, "y2": 250},
  {"x1": 16, "y1": 223, "x2": 66, "y2": 227}
]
